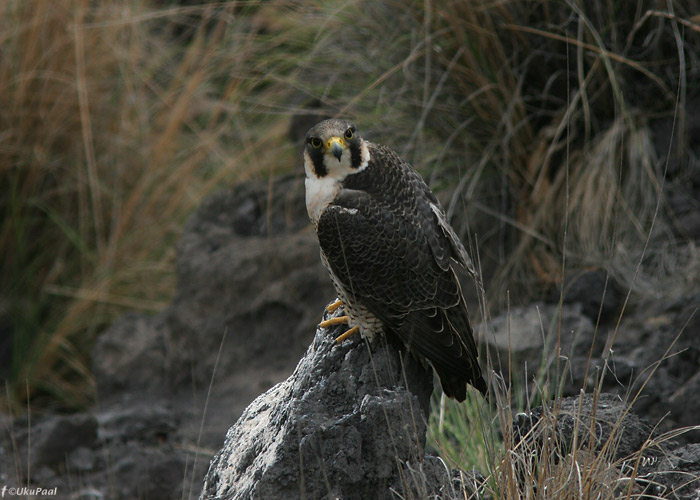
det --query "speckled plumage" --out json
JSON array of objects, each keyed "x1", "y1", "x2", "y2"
[{"x1": 303, "y1": 119, "x2": 486, "y2": 401}]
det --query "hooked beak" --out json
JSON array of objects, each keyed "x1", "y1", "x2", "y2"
[{"x1": 326, "y1": 137, "x2": 346, "y2": 162}]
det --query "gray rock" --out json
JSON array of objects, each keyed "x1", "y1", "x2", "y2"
[
  {"x1": 92, "y1": 312, "x2": 169, "y2": 394},
  {"x1": 109, "y1": 446, "x2": 188, "y2": 500},
  {"x1": 555, "y1": 269, "x2": 621, "y2": 321},
  {"x1": 200, "y1": 304, "x2": 459, "y2": 500},
  {"x1": 5, "y1": 400, "x2": 203, "y2": 499},
  {"x1": 512, "y1": 394, "x2": 700, "y2": 499},
  {"x1": 513, "y1": 393, "x2": 658, "y2": 462},
  {"x1": 27, "y1": 414, "x2": 98, "y2": 470},
  {"x1": 671, "y1": 371, "x2": 700, "y2": 431},
  {"x1": 96, "y1": 400, "x2": 180, "y2": 444},
  {"x1": 66, "y1": 446, "x2": 95, "y2": 472},
  {"x1": 585, "y1": 295, "x2": 700, "y2": 441},
  {"x1": 650, "y1": 443, "x2": 700, "y2": 500},
  {"x1": 484, "y1": 302, "x2": 595, "y2": 379},
  {"x1": 92, "y1": 175, "x2": 334, "y2": 413}
]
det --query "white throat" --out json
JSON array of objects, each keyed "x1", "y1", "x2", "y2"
[{"x1": 304, "y1": 140, "x2": 370, "y2": 225}]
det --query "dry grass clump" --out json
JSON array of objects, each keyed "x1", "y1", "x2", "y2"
[
  {"x1": 0, "y1": 0, "x2": 315, "y2": 410},
  {"x1": 429, "y1": 370, "x2": 697, "y2": 500},
  {"x1": 2, "y1": 0, "x2": 697, "y2": 414},
  {"x1": 493, "y1": 396, "x2": 659, "y2": 500},
  {"x1": 424, "y1": 0, "x2": 700, "y2": 302},
  {"x1": 287, "y1": 0, "x2": 699, "y2": 304}
]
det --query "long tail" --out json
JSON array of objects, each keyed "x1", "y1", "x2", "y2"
[{"x1": 394, "y1": 302, "x2": 486, "y2": 402}]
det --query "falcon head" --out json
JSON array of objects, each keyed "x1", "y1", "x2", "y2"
[
  {"x1": 303, "y1": 119, "x2": 370, "y2": 224},
  {"x1": 303, "y1": 119, "x2": 370, "y2": 180}
]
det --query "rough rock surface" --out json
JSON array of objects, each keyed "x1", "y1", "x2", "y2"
[
  {"x1": 513, "y1": 394, "x2": 658, "y2": 462},
  {"x1": 93, "y1": 174, "x2": 333, "y2": 406},
  {"x1": 554, "y1": 269, "x2": 622, "y2": 322},
  {"x1": 653, "y1": 443, "x2": 700, "y2": 500},
  {"x1": 5, "y1": 400, "x2": 195, "y2": 500},
  {"x1": 200, "y1": 304, "x2": 458, "y2": 500},
  {"x1": 484, "y1": 302, "x2": 597, "y2": 379},
  {"x1": 614, "y1": 295, "x2": 700, "y2": 439},
  {"x1": 1, "y1": 176, "x2": 334, "y2": 500},
  {"x1": 512, "y1": 394, "x2": 700, "y2": 500},
  {"x1": 564, "y1": 295, "x2": 700, "y2": 443},
  {"x1": 1, "y1": 173, "x2": 698, "y2": 499},
  {"x1": 482, "y1": 297, "x2": 700, "y2": 445}
]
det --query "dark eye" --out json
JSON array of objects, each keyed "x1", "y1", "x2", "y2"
[
  {"x1": 310, "y1": 137, "x2": 322, "y2": 149},
  {"x1": 344, "y1": 128, "x2": 354, "y2": 140}
]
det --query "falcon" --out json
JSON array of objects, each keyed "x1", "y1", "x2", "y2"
[{"x1": 302, "y1": 118, "x2": 487, "y2": 401}]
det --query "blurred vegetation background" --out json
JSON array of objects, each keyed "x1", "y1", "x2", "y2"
[{"x1": 1, "y1": 0, "x2": 698, "y2": 412}]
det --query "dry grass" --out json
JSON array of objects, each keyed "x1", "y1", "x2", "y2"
[
  {"x1": 2, "y1": 0, "x2": 697, "y2": 425},
  {"x1": 2, "y1": 2, "x2": 698, "y2": 498},
  {"x1": 427, "y1": 1, "x2": 699, "y2": 304},
  {"x1": 428, "y1": 306, "x2": 699, "y2": 500},
  {"x1": 423, "y1": 3, "x2": 699, "y2": 496},
  {"x1": 0, "y1": 0, "x2": 317, "y2": 410}
]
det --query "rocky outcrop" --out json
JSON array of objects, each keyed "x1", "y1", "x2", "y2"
[
  {"x1": 199, "y1": 323, "x2": 700, "y2": 500},
  {"x1": 199, "y1": 303, "x2": 458, "y2": 500},
  {"x1": 512, "y1": 394, "x2": 700, "y2": 500},
  {"x1": 484, "y1": 301, "x2": 597, "y2": 378},
  {"x1": 1, "y1": 176, "x2": 334, "y2": 500},
  {"x1": 612, "y1": 295, "x2": 700, "y2": 439},
  {"x1": 1, "y1": 174, "x2": 697, "y2": 499},
  {"x1": 482, "y1": 294, "x2": 700, "y2": 445},
  {"x1": 93, "y1": 174, "x2": 333, "y2": 407},
  {"x1": 7, "y1": 401, "x2": 190, "y2": 500}
]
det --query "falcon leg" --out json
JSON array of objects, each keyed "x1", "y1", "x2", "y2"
[
  {"x1": 319, "y1": 316, "x2": 349, "y2": 328},
  {"x1": 325, "y1": 298, "x2": 343, "y2": 313},
  {"x1": 335, "y1": 326, "x2": 359, "y2": 344},
  {"x1": 318, "y1": 314, "x2": 360, "y2": 344}
]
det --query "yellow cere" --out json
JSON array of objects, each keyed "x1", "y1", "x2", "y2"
[{"x1": 325, "y1": 136, "x2": 346, "y2": 151}]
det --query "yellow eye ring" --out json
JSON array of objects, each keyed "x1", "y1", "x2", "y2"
[
  {"x1": 310, "y1": 138, "x2": 322, "y2": 148},
  {"x1": 344, "y1": 128, "x2": 354, "y2": 140}
]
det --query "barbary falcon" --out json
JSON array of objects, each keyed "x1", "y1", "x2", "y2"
[{"x1": 302, "y1": 118, "x2": 487, "y2": 401}]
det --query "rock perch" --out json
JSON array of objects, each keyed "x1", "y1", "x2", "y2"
[{"x1": 199, "y1": 303, "x2": 459, "y2": 500}]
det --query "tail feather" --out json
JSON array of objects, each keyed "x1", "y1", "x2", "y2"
[{"x1": 393, "y1": 301, "x2": 487, "y2": 402}]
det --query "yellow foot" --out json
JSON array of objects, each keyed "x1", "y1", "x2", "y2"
[
  {"x1": 325, "y1": 298, "x2": 343, "y2": 313},
  {"x1": 318, "y1": 314, "x2": 360, "y2": 344},
  {"x1": 319, "y1": 315, "x2": 349, "y2": 329},
  {"x1": 335, "y1": 326, "x2": 359, "y2": 344}
]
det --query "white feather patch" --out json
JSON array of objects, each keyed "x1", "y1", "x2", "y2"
[
  {"x1": 304, "y1": 140, "x2": 371, "y2": 226},
  {"x1": 304, "y1": 158, "x2": 340, "y2": 225}
]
